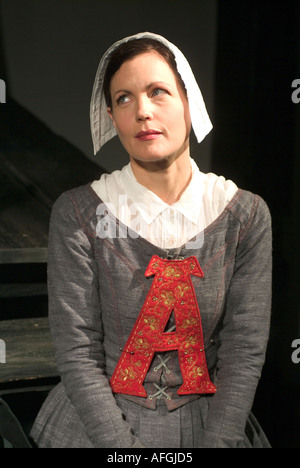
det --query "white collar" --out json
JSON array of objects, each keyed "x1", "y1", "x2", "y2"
[
  {"x1": 91, "y1": 159, "x2": 238, "y2": 230},
  {"x1": 120, "y1": 159, "x2": 204, "y2": 225}
]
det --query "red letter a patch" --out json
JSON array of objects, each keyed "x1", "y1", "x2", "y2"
[{"x1": 110, "y1": 255, "x2": 216, "y2": 397}]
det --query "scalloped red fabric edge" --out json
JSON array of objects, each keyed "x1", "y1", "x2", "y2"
[{"x1": 110, "y1": 255, "x2": 216, "y2": 397}]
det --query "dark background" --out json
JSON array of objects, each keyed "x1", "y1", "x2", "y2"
[
  {"x1": 0, "y1": 0, "x2": 299, "y2": 448},
  {"x1": 213, "y1": 1, "x2": 300, "y2": 449}
]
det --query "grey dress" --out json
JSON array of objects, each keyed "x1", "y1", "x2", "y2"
[{"x1": 30, "y1": 185, "x2": 272, "y2": 448}]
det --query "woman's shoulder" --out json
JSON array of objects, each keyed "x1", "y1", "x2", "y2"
[
  {"x1": 198, "y1": 168, "x2": 271, "y2": 233},
  {"x1": 50, "y1": 183, "x2": 100, "y2": 224},
  {"x1": 224, "y1": 187, "x2": 272, "y2": 235}
]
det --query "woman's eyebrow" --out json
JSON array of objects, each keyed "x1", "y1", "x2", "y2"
[
  {"x1": 113, "y1": 89, "x2": 131, "y2": 97},
  {"x1": 146, "y1": 81, "x2": 172, "y2": 89},
  {"x1": 113, "y1": 82, "x2": 172, "y2": 97}
]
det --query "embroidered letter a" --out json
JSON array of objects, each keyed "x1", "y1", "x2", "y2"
[{"x1": 110, "y1": 255, "x2": 216, "y2": 397}]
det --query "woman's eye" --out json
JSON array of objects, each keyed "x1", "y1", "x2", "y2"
[
  {"x1": 117, "y1": 94, "x2": 131, "y2": 105},
  {"x1": 152, "y1": 88, "x2": 167, "y2": 97}
]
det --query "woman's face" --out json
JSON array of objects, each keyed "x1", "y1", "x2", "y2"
[{"x1": 107, "y1": 51, "x2": 191, "y2": 165}]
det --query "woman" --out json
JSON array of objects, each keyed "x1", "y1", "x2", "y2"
[{"x1": 30, "y1": 32, "x2": 272, "y2": 448}]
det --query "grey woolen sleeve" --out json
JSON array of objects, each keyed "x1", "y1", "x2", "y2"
[
  {"x1": 200, "y1": 196, "x2": 272, "y2": 448},
  {"x1": 47, "y1": 192, "x2": 144, "y2": 448}
]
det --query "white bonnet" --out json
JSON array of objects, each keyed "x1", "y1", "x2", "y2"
[{"x1": 90, "y1": 32, "x2": 213, "y2": 155}]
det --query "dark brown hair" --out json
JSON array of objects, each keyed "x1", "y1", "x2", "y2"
[{"x1": 103, "y1": 38, "x2": 186, "y2": 108}]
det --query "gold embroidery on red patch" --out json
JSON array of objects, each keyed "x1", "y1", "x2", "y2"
[{"x1": 110, "y1": 255, "x2": 216, "y2": 397}]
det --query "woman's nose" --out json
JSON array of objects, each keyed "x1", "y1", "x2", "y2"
[{"x1": 136, "y1": 97, "x2": 153, "y2": 122}]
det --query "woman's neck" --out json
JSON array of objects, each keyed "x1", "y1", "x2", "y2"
[{"x1": 129, "y1": 150, "x2": 192, "y2": 205}]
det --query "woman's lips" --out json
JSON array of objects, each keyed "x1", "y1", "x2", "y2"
[{"x1": 135, "y1": 130, "x2": 162, "y2": 141}]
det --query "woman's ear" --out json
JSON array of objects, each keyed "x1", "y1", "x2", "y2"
[{"x1": 107, "y1": 107, "x2": 116, "y2": 128}]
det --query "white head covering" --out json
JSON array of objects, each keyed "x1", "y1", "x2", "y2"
[{"x1": 90, "y1": 32, "x2": 213, "y2": 155}]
